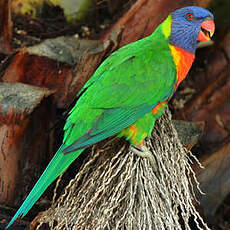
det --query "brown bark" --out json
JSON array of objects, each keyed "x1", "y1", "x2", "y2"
[
  {"x1": 102, "y1": 0, "x2": 196, "y2": 47},
  {"x1": 179, "y1": 63, "x2": 230, "y2": 149},
  {"x1": 195, "y1": 140, "x2": 230, "y2": 222},
  {"x1": 172, "y1": 120, "x2": 204, "y2": 150},
  {"x1": 0, "y1": 0, "x2": 12, "y2": 54},
  {"x1": 0, "y1": 83, "x2": 54, "y2": 205},
  {"x1": 2, "y1": 38, "x2": 114, "y2": 108}
]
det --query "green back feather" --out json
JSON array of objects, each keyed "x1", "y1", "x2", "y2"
[{"x1": 64, "y1": 20, "x2": 176, "y2": 152}]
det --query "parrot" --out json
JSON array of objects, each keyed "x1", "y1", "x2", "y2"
[{"x1": 6, "y1": 6, "x2": 215, "y2": 229}]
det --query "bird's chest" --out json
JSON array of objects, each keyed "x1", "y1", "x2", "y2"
[{"x1": 169, "y1": 45, "x2": 195, "y2": 88}]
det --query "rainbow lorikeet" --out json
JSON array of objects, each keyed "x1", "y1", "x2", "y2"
[{"x1": 6, "y1": 6, "x2": 215, "y2": 229}]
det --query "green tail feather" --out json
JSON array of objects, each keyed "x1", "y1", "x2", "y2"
[{"x1": 6, "y1": 145, "x2": 84, "y2": 229}]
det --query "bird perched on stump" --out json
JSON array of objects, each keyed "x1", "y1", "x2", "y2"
[{"x1": 6, "y1": 6, "x2": 215, "y2": 229}]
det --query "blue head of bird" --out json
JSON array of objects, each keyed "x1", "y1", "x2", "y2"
[{"x1": 170, "y1": 6, "x2": 215, "y2": 53}]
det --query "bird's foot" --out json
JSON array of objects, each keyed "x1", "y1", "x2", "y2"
[{"x1": 129, "y1": 145, "x2": 157, "y2": 170}]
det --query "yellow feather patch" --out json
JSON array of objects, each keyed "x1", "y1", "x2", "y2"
[
  {"x1": 161, "y1": 15, "x2": 172, "y2": 38},
  {"x1": 169, "y1": 45, "x2": 181, "y2": 67}
]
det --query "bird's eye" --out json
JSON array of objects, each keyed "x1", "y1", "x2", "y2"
[{"x1": 186, "y1": 13, "x2": 193, "y2": 21}]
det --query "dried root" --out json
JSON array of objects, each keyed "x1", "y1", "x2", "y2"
[{"x1": 35, "y1": 109, "x2": 209, "y2": 230}]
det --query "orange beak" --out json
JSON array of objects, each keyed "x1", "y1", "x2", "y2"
[{"x1": 198, "y1": 19, "x2": 215, "y2": 42}]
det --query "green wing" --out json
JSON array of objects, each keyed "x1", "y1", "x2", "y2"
[
  {"x1": 63, "y1": 35, "x2": 176, "y2": 152},
  {"x1": 64, "y1": 105, "x2": 152, "y2": 153}
]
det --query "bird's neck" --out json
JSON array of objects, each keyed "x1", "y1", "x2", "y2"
[
  {"x1": 169, "y1": 45, "x2": 195, "y2": 87},
  {"x1": 153, "y1": 15, "x2": 195, "y2": 86}
]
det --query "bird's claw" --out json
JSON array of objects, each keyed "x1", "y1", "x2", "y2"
[{"x1": 129, "y1": 145, "x2": 157, "y2": 170}]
